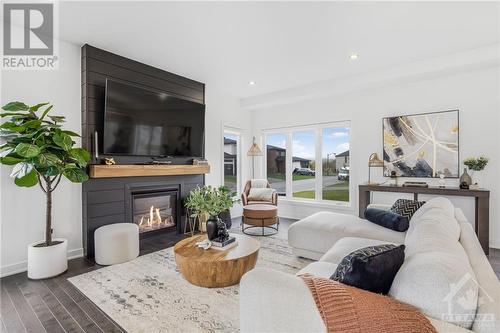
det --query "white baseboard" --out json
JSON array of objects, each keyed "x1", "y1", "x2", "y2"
[
  {"x1": 0, "y1": 248, "x2": 84, "y2": 278},
  {"x1": 489, "y1": 240, "x2": 500, "y2": 250}
]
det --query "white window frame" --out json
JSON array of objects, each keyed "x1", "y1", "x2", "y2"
[
  {"x1": 262, "y1": 121, "x2": 351, "y2": 207},
  {"x1": 222, "y1": 127, "x2": 242, "y2": 196}
]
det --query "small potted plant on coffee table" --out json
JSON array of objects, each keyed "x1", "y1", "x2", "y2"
[
  {"x1": 0, "y1": 102, "x2": 90, "y2": 279},
  {"x1": 185, "y1": 185, "x2": 240, "y2": 238},
  {"x1": 216, "y1": 186, "x2": 240, "y2": 229}
]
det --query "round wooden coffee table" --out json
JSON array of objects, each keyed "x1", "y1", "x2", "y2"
[{"x1": 174, "y1": 234, "x2": 260, "y2": 288}]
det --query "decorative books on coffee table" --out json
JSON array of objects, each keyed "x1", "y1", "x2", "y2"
[{"x1": 212, "y1": 235, "x2": 236, "y2": 248}]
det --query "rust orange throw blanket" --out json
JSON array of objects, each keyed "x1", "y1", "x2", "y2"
[{"x1": 300, "y1": 275, "x2": 437, "y2": 333}]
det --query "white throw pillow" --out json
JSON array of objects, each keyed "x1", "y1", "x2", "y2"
[
  {"x1": 248, "y1": 188, "x2": 274, "y2": 201},
  {"x1": 250, "y1": 179, "x2": 268, "y2": 188},
  {"x1": 389, "y1": 251, "x2": 478, "y2": 329}
]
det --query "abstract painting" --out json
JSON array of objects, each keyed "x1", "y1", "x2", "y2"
[{"x1": 383, "y1": 110, "x2": 459, "y2": 178}]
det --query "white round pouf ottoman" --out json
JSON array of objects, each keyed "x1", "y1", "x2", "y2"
[{"x1": 95, "y1": 223, "x2": 139, "y2": 265}]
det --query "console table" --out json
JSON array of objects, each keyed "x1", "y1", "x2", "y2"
[{"x1": 358, "y1": 184, "x2": 490, "y2": 254}]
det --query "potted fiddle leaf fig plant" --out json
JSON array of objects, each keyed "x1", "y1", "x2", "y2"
[{"x1": 0, "y1": 101, "x2": 90, "y2": 279}]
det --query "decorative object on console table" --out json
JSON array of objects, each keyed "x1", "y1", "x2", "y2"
[
  {"x1": 247, "y1": 136, "x2": 263, "y2": 178},
  {"x1": 459, "y1": 167, "x2": 472, "y2": 189},
  {"x1": 402, "y1": 181, "x2": 428, "y2": 188},
  {"x1": 0, "y1": 101, "x2": 90, "y2": 279},
  {"x1": 438, "y1": 172, "x2": 446, "y2": 188},
  {"x1": 463, "y1": 156, "x2": 489, "y2": 189},
  {"x1": 367, "y1": 153, "x2": 383, "y2": 184},
  {"x1": 383, "y1": 110, "x2": 459, "y2": 178},
  {"x1": 358, "y1": 184, "x2": 490, "y2": 254},
  {"x1": 390, "y1": 171, "x2": 399, "y2": 186}
]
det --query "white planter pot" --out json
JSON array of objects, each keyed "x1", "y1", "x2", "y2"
[{"x1": 27, "y1": 238, "x2": 68, "y2": 279}]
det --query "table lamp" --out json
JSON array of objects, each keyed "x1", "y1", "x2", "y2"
[{"x1": 368, "y1": 153, "x2": 383, "y2": 184}]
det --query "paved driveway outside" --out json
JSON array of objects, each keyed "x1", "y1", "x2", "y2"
[{"x1": 269, "y1": 176, "x2": 342, "y2": 193}]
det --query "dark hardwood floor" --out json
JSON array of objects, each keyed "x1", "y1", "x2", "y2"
[
  {"x1": 0, "y1": 232, "x2": 185, "y2": 333},
  {"x1": 1, "y1": 218, "x2": 499, "y2": 333}
]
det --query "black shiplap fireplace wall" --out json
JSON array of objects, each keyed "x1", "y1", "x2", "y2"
[
  {"x1": 83, "y1": 175, "x2": 201, "y2": 258},
  {"x1": 81, "y1": 45, "x2": 206, "y2": 258}
]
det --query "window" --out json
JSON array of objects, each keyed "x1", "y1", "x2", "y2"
[
  {"x1": 292, "y1": 131, "x2": 316, "y2": 199},
  {"x1": 322, "y1": 127, "x2": 350, "y2": 202},
  {"x1": 266, "y1": 133, "x2": 287, "y2": 195},
  {"x1": 223, "y1": 131, "x2": 240, "y2": 194},
  {"x1": 264, "y1": 122, "x2": 350, "y2": 204}
]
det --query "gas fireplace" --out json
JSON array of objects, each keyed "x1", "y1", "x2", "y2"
[{"x1": 132, "y1": 190, "x2": 179, "y2": 235}]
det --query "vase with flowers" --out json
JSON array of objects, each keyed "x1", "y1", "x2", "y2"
[{"x1": 462, "y1": 156, "x2": 489, "y2": 189}]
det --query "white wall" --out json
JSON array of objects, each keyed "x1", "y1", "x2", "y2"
[
  {"x1": 204, "y1": 86, "x2": 253, "y2": 217},
  {"x1": 0, "y1": 41, "x2": 252, "y2": 277},
  {"x1": 1, "y1": 41, "x2": 82, "y2": 277},
  {"x1": 250, "y1": 66, "x2": 500, "y2": 248}
]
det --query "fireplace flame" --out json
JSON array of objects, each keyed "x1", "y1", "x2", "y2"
[{"x1": 137, "y1": 205, "x2": 174, "y2": 232}]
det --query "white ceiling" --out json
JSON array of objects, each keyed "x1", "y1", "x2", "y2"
[{"x1": 58, "y1": 1, "x2": 499, "y2": 98}]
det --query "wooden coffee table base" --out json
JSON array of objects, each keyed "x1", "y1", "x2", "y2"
[{"x1": 174, "y1": 234, "x2": 260, "y2": 288}]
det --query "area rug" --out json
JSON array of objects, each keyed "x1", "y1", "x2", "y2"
[{"x1": 68, "y1": 234, "x2": 311, "y2": 333}]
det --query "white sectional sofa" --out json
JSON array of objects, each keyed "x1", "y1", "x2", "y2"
[{"x1": 240, "y1": 198, "x2": 500, "y2": 333}]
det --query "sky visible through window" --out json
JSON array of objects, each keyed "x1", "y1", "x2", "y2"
[{"x1": 266, "y1": 127, "x2": 349, "y2": 160}]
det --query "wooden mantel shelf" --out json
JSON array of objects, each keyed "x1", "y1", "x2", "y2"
[{"x1": 89, "y1": 164, "x2": 210, "y2": 178}]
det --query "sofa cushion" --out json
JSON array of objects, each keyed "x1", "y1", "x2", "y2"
[
  {"x1": 389, "y1": 252, "x2": 478, "y2": 329},
  {"x1": 407, "y1": 197, "x2": 455, "y2": 235},
  {"x1": 390, "y1": 197, "x2": 478, "y2": 330},
  {"x1": 288, "y1": 212, "x2": 406, "y2": 260},
  {"x1": 365, "y1": 208, "x2": 409, "y2": 232},
  {"x1": 331, "y1": 244, "x2": 405, "y2": 294},
  {"x1": 390, "y1": 198, "x2": 426, "y2": 220},
  {"x1": 297, "y1": 262, "x2": 337, "y2": 279},
  {"x1": 320, "y1": 237, "x2": 397, "y2": 264},
  {"x1": 247, "y1": 188, "x2": 275, "y2": 201},
  {"x1": 458, "y1": 220, "x2": 500, "y2": 333}
]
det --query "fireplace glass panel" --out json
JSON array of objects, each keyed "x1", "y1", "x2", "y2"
[{"x1": 132, "y1": 191, "x2": 176, "y2": 233}]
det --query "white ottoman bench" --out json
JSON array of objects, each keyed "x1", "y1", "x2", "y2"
[
  {"x1": 288, "y1": 210, "x2": 405, "y2": 260},
  {"x1": 95, "y1": 223, "x2": 139, "y2": 265}
]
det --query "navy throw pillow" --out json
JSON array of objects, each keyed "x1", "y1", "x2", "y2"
[
  {"x1": 331, "y1": 244, "x2": 405, "y2": 294},
  {"x1": 364, "y1": 208, "x2": 409, "y2": 232}
]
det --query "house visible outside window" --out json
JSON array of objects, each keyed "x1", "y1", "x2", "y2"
[
  {"x1": 265, "y1": 133, "x2": 287, "y2": 195},
  {"x1": 292, "y1": 131, "x2": 316, "y2": 199},
  {"x1": 322, "y1": 127, "x2": 350, "y2": 202},
  {"x1": 223, "y1": 131, "x2": 240, "y2": 194},
  {"x1": 264, "y1": 122, "x2": 350, "y2": 204}
]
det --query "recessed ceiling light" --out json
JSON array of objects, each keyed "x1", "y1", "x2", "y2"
[
  {"x1": 249, "y1": 81, "x2": 256, "y2": 85},
  {"x1": 350, "y1": 53, "x2": 359, "y2": 60}
]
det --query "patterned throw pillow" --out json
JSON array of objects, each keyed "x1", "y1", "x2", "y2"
[
  {"x1": 331, "y1": 244, "x2": 405, "y2": 294},
  {"x1": 390, "y1": 199, "x2": 425, "y2": 221}
]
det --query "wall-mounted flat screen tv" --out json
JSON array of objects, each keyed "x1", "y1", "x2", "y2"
[{"x1": 103, "y1": 79, "x2": 205, "y2": 157}]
